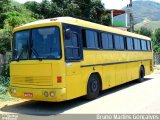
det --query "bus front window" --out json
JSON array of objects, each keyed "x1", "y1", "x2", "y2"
[
  {"x1": 13, "y1": 27, "x2": 61, "y2": 60},
  {"x1": 14, "y1": 30, "x2": 30, "y2": 60},
  {"x1": 31, "y1": 27, "x2": 61, "y2": 59}
]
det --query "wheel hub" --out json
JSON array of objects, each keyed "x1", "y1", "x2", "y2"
[{"x1": 91, "y1": 79, "x2": 98, "y2": 92}]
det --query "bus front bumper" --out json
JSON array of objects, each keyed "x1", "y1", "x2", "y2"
[{"x1": 9, "y1": 86, "x2": 66, "y2": 102}]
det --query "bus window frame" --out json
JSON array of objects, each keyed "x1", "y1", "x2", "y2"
[
  {"x1": 63, "y1": 23, "x2": 84, "y2": 62},
  {"x1": 100, "y1": 32, "x2": 114, "y2": 50},
  {"x1": 11, "y1": 26, "x2": 62, "y2": 61},
  {"x1": 113, "y1": 34, "x2": 125, "y2": 51},
  {"x1": 83, "y1": 29, "x2": 100, "y2": 50},
  {"x1": 133, "y1": 38, "x2": 142, "y2": 51},
  {"x1": 146, "y1": 40, "x2": 152, "y2": 51},
  {"x1": 126, "y1": 37, "x2": 134, "y2": 51},
  {"x1": 65, "y1": 32, "x2": 81, "y2": 61},
  {"x1": 141, "y1": 39, "x2": 148, "y2": 51}
]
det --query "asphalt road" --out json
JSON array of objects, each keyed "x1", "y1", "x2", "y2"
[{"x1": 0, "y1": 73, "x2": 160, "y2": 119}]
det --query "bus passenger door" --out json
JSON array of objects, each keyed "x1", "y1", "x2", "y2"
[{"x1": 64, "y1": 25, "x2": 83, "y2": 99}]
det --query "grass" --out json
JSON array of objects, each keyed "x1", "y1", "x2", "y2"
[
  {"x1": 0, "y1": 92, "x2": 17, "y2": 102},
  {"x1": 0, "y1": 84, "x2": 18, "y2": 102}
]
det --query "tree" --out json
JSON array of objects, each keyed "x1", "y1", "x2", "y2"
[
  {"x1": 0, "y1": 0, "x2": 11, "y2": 28},
  {"x1": 0, "y1": 28, "x2": 11, "y2": 54},
  {"x1": 0, "y1": 1, "x2": 36, "y2": 54},
  {"x1": 90, "y1": 0, "x2": 105, "y2": 22},
  {"x1": 154, "y1": 28, "x2": 160, "y2": 44},
  {"x1": 63, "y1": 1, "x2": 81, "y2": 17},
  {"x1": 24, "y1": 0, "x2": 107, "y2": 25},
  {"x1": 152, "y1": 28, "x2": 160, "y2": 53},
  {"x1": 136, "y1": 27, "x2": 152, "y2": 37},
  {"x1": 0, "y1": 0, "x2": 10, "y2": 12},
  {"x1": 75, "y1": 0, "x2": 92, "y2": 18},
  {"x1": 24, "y1": 1, "x2": 43, "y2": 19},
  {"x1": 101, "y1": 15, "x2": 111, "y2": 26},
  {"x1": 51, "y1": 0, "x2": 64, "y2": 8}
]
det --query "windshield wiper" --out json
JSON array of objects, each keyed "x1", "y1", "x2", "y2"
[
  {"x1": 16, "y1": 48, "x2": 24, "y2": 61},
  {"x1": 31, "y1": 48, "x2": 43, "y2": 61}
]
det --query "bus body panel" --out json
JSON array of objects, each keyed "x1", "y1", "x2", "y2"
[
  {"x1": 65, "y1": 62, "x2": 83, "y2": 100},
  {"x1": 9, "y1": 17, "x2": 153, "y2": 102}
]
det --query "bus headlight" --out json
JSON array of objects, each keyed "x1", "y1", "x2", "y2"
[
  {"x1": 44, "y1": 91, "x2": 48, "y2": 97},
  {"x1": 13, "y1": 89, "x2": 16, "y2": 94},
  {"x1": 50, "y1": 92, "x2": 55, "y2": 97},
  {"x1": 11, "y1": 88, "x2": 16, "y2": 94}
]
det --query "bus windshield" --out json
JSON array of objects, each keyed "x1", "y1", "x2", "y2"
[{"x1": 13, "y1": 27, "x2": 61, "y2": 60}]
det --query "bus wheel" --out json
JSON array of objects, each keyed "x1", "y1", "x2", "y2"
[
  {"x1": 85, "y1": 74, "x2": 100, "y2": 100},
  {"x1": 137, "y1": 66, "x2": 145, "y2": 83}
]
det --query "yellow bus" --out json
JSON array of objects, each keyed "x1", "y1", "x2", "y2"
[{"x1": 9, "y1": 17, "x2": 153, "y2": 102}]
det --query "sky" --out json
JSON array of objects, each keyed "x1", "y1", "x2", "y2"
[{"x1": 14, "y1": 0, "x2": 160, "y2": 9}]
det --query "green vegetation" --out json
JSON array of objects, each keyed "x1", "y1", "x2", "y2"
[
  {"x1": 24, "y1": 0, "x2": 111, "y2": 25},
  {"x1": 135, "y1": 27, "x2": 152, "y2": 37},
  {"x1": 0, "y1": 73, "x2": 13, "y2": 102},
  {"x1": 152, "y1": 28, "x2": 160, "y2": 54},
  {"x1": 0, "y1": 62, "x2": 11, "y2": 101},
  {"x1": 0, "y1": 0, "x2": 36, "y2": 54},
  {"x1": 0, "y1": 83, "x2": 17, "y2": 102}
]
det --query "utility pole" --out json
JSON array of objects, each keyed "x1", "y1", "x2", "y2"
[{"x1": 127, "y1": 0, "x2": 134, "y2": 32}]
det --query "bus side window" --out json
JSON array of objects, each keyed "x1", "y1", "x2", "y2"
[
  {"x1": 65, "y1": 32, "x2": 81, "y2": 61},
  {"x1": 114, "y1": 35, "x2": 120, "y2": 49},
  {"x1": 114, "y1": 35, "x2": 124, "y2": 50},
  {"x1": 83, "y1": 30, "x2": 99, "y2": 49},
  {"x1": 119, "y1": 36, "x2": 124, "y2": 50},
  {"x1": 101, "y1": 33, "x2": 113, "y2": 49},
  {"x1": 134, "y1": 38, "x2": 141, "y2": 50},
  {"x1": 147, "y1": 41, "x2": 151, "y2": 51},
  {"x1": 141, "y1": 40, "x2": 147, "y2": 51},
  {"x1": 126, "y1": 37, "x2": 134, "y2": 50}
]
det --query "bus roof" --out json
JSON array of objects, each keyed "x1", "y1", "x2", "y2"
[{"x1": 14, "y1": 17, "x2": 151, "y2": 41}]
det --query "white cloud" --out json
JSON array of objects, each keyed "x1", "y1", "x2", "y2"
[
  {"x1": 14, "y1": 0, "x2": 160, "y2": 9},
  {"x1": 102, "y1": 0, "x2": 130, "y2": 9},
  {"x1": 13, "y1": 0, "x2": 43, "y2": 3},
  {"x1": 102, "y1": 0, "x2": 160, "y2": 9}
]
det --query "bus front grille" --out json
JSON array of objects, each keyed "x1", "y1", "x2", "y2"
[{"x1": 11, "y1": 76, "x2": 52, "y2": 86}]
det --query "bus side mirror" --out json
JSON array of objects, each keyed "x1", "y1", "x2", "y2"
[{"x1": 65, "y1": 29, "x2": 71, "y2": 40}]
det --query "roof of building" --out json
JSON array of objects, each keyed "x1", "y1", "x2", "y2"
[{"x1": 105, "y1": 9, "x2": 126, "y2": 17}]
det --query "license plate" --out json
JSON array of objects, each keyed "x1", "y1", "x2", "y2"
[{"x1": 24, "y1": 93, "x2": 33, "y2": 97}]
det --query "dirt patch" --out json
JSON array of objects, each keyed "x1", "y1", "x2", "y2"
[
  {"x1": 154, "y1": 65, "x2": 160, "y2": 74},
  {"x1": 0, "y1": 99, "x2": 27, "y2": 111}
]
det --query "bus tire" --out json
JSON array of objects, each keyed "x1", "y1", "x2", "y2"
[
  {"x1": 85, "y1": 74, "x2": 100, "y2": 100},
  {"x1": 137, "y1": 66, "x2": 145, "y2": 83}
]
